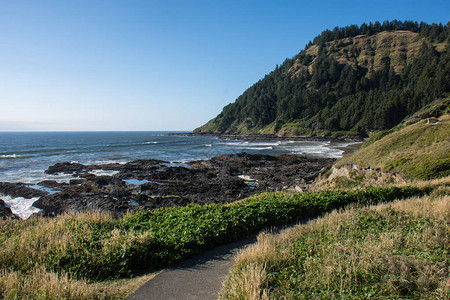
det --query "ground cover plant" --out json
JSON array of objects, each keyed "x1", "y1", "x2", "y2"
[
  {"x1": 0, "y1": 186, "x2": 427, "y2": 299},
  {"x1": 220, "y1": 192, "x2": 449, "y2": 299}
]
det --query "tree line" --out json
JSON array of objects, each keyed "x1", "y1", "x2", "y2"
[{"x1": 311, "y1": 20, "x2": 449, "y2": 46}]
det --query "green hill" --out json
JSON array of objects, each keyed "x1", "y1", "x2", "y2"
[{"x1": 195, "y1": 21, "x2": 449, "y2": 137}]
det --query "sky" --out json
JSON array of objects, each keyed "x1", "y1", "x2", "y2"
[{"x1": 0, "y1": 0, "x2": 448, "y2": 131}]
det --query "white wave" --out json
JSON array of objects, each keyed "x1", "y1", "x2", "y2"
[
  {"x1": 279, "y1": 141, "x2": 348, "y2": 158},
  {"x1": 1, "y1": 169, "x2": 77, "y2": 184},
  {"x1": 223, "y1": 141, "x2": 281, "y2": 147},
  {"x1": 0, "y1": 194, "x2": 41, "y2": 219},
  {"x1": 290, "y1": 147, "x2": 345, "y2": 158},
  {"x1": 246, "y1": 147, "x2": 273, "y2": 150},
  {"x1": 281, "y1": 146, "x2": 327, "y2": 153},
  {"x1": 0, "y1": 154, "x2": 32, "y2": 159},
  {"x1": 223, "y1": 142, "x2": 249, "y2": 146},
  {"x1": 143, "y1": 141, "x2": 158, "y2": 144},
  {"x1": 279, "y1": 140, "x2": 296, "y2": 144},
  {"x1": 250, "y1": 142, "x2": 281, "y2": 146},
  {"x1": 330, "y1": 141, "x2": 363, "y2": 148},
  {"x1": 89, "y1": 170, "x2": 120, "y2": 176},
  {"x1": 94, "y1": 160, "x2": 127, "y2": 165},
  {"x1": 42, "y1": 173, "x2": 77, "y2": 183}
]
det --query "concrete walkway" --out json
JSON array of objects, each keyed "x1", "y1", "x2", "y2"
[{"x1": 126, "y1": 234, "x2": 258, "y2": 300}]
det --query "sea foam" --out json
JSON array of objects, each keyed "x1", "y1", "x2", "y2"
[
  {"x1": 89, "y1": 170, "x2": 120, "y2": 176},
  {"x1": 0, "y1": 194, "x2": 41, "y2": 219}
]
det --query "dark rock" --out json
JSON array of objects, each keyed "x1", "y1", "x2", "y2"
[
  {"x1": 32, "y1": 153, "x2": 335, "y2": 217},
  {"x1": 0, "y1": 199, "x2": 18, "y2": 220},
  {"x1": 45, "y1": 162, "x2": 86, "y2": 174},
  {"x1": 38, "y1": 180, "x2": 65, "y2": 188},
  {"x1": 0, "y1": 182, "x2": 48, "y2": 198},
  {"x1": 33, "y1": 193, "x2": 129, "y2": 217},
  {"x1": 69, "y1": 179, "x2": 84, "y2": 185},
  {"x1": 123, "y1": 159, "x2": 165, "y2": 171},
  {"x1": 92, "y1": 163, "x2": 126, "y2": 171},
  {"x1": 85, "y1": 175, "x2": 125, "y2": 188}
]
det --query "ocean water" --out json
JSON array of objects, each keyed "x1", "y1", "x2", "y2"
[{"x1": 0, "y1": 131, "x2": 358, "y2": 218}]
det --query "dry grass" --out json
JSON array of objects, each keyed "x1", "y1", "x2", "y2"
[
  {"x1": 221, "y1": 263, "x2": 270, "y2": 300},
  {"x1": 0, "y1": 211, "x2": 157, "y2": 299},
  {"x1": 414, "y1": 176, "x2": 450, "y2": 191},
  {"x1": 0, "y1": 211, "x2": 112, "y2": 271},
  {"x1": 221, "y1": 194, "x2": 449, "y2": 299},
  {"x1": 0, "y1": 267, "x2": 156, "y2": 300},
  {"x1": 314, "y1": 170, "x2": 450, "y2": 194}
]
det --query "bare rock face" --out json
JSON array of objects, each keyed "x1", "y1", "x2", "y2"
[{"x1": 30, "y1": 153, "x2": 335, "y2": 217}]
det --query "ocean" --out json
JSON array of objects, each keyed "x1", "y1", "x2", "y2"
[{"x1": 0, "y1": 131, "x2": 358, "y2": 218}]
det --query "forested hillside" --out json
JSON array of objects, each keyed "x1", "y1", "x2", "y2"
[{"x1": 195, "y1": 21, "x2": 449, "y2": 137}]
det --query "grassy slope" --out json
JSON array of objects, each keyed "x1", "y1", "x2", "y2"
[
  {"x1": 221, "y1": 191, "x2": 449, "y2": 299},
  {"x1": 336, "y1": 113, "x2": 450, "y2": 180}
]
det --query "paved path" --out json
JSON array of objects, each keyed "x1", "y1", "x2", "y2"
[{"x1": 126, "y1": 234, "x2": 258, "y2": 300}]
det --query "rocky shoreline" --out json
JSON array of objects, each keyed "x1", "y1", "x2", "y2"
[
  {"x1": 0, "y1": 153, "x2": 335, "y2": 219},
  {"x1": 168, "y1": 132, "x2": 365, "y2": 142}
]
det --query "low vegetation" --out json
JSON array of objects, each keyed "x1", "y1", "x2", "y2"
[
  {"x1": 221, "y1": 191, "x2": 449, "y2": 299},
  {"x1": 0, "y1": 186, "x2": 427, "y2": 299}
]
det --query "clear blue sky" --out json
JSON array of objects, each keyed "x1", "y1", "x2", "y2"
[{"x1": 0, "y1": 0, "x2": 448, "y2": 131}]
